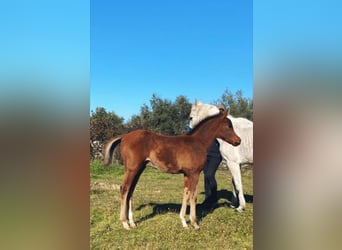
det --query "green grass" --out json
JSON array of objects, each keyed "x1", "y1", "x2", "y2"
[{"x1": 90, "y1": 159, "x2": 253, "y2": 249}]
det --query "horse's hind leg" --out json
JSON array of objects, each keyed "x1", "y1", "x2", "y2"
[
  {"x1": 128, "y1": 198, "x2": 136, "y2": 228},
  {"x1": 120, "y1": 164, "x2": 146, "y2": 229},
  {"x1": 120, "y1": 171, "x2": 133, "y2": 230}
]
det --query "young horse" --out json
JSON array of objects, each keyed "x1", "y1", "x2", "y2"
[
  {"x1": 103, "y1": 110, "x2": 241, "y2": 230},
  {"x1": 189, "y1": 101, "x2": 253, "y2": 212}
]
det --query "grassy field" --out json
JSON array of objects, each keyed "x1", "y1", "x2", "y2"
[{"x1": 90, "y1": 160, "x2": 253, "y2": 250}]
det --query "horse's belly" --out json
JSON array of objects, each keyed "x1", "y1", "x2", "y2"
[{"x1": 147, "y1": 158, "x2": 182, "y2": 174}]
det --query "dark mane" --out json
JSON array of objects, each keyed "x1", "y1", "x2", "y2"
[{"x1": 187, "y1": 113, "x2": 222, "y2": 135}]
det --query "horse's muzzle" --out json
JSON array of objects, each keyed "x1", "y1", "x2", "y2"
[{"x1": 233, "y1": 137, "x2": 241, "y2": 146}]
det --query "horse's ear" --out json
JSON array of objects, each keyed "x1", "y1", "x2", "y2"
[
  {"x1": 223, "y1": 109, "x2": 229, "y2": 117},
  {"x1": 226, "y1": 109, "x2": 230, "y2": 116},
  {"x1": 194, "y1": 99, "x2": 197, "y2": 105}
]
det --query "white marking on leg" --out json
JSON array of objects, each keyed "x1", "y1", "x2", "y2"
[
  {"x1": 122, "y1": 221, "x2": 130, "y2": 230},
  {"x1": 128, "y1": 198, "x2": 137, "y2": 228},
  {"x1": 180, "y1": 187, "x2": 190, "y2": 228},
  {"x1": 120, "y1": 186, "x2": 130, "y2": 229}
]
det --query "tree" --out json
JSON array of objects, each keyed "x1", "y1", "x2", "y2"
[
  {"x1": 213, "y1": 89, "x2": 253, "y2": 120},
  {"x1": 125, "y1": 114, "x2": 143, "y2": 131},
  {"x1": 126, "y1": 94, "x2": 192, "y2": 135},
  {"x1": 173, "y1": 95, "x2": 192, "y2": 134},
  {"x1": 90, "y1": 92, "x2": 252, "y2": 159},
  {"x1": 90, "y1": 107, "x2": 124, "y2": 143}
]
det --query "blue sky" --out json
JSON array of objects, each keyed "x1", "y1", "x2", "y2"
[
  {"x1": 1, "y1": 1, "x2": 89, "y2": 116},
  {"x1": 91, "y1": 0, "x2": 253, "y2": 121}
]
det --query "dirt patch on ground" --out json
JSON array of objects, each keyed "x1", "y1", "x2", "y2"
[{"x1": 91, "y1": 182, "x2": 120, "y2": 190}]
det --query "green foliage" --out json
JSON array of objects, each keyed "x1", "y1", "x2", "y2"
[
  {"x1": 90, "y1": 107, "x2": 125, "y2": 143},
  {"x1": 90, "y1": 161, "x2": 253, "y2": 249},
  {"x1": 125, "y1": 94, "x2": 192, "y2": 135},
  {"x1": 149, "y1": 94, "x2": 175, "y2": 134},
  {"x1": 213, "y1": 89, "x2": 253, "y2": 121},
  {"x1": 173, "y1": 95, "x2": 193, "y2": 134},
  {"x1": 90, "y1": 90, "x2": 253, "y2": 149}
]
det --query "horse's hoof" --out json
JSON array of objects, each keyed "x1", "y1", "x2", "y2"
[
  {"x1": 191, "y1": 222, "x2": 200, "y2": 230},
  {"x1": 181, "y1": 219, "x2": 188, "y2": 228},
  {"x1": 122, "y1": 222, "x2": 131, "y2": 230},
  {"x1": 235, "y1": 207, "x2": 244, "y2": 213},
  {"x1": 130, "y1": 223, "x2": 137, "y2": 228}
]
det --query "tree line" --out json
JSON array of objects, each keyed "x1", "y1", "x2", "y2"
[{"x1": 90, "y1": 89, "x2": 253, "y2": 159}]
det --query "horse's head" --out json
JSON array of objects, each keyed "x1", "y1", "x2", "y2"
[
  {"x1": 189, "y1": 108, "x2": 241, "y2": 147},
  {"x1": 189, "y1": 102, "x2": 219, "y2": 129},
  {"x1": 216, "y1": 110, "x2": 241, "y2": 146}
]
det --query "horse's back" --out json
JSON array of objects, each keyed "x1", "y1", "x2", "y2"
[{"x1": 120, "y1": 130, "x2": 153, "y2": 158}]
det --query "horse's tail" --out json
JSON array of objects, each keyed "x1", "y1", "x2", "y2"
[{"x1": 103, "y1": 135, "x2": 123, "y2": 167}]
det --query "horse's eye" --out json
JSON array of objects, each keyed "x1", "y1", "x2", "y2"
[{"x1": 189, "y1": 117, "x2": 193, "y2": 121}]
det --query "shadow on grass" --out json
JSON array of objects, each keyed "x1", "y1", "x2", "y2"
[
  {"x1": 217, "y1": 189, "x2": 254, "y2": 204},
  {"x1": 134, "y1": 189, "x2": 253, "y2": 225}
]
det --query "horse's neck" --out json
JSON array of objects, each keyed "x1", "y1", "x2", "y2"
[{"x1": 191, "y1": 121, "x2": 219, "y2": 147}]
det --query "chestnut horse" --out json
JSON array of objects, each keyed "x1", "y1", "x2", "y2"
[{"x1": 103, "y1": 110, "x2": 241, "y2": 230}]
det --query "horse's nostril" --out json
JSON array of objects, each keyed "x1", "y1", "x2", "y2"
[{"x1": 234, "y1": 138, "x2": 241, "y2": 146}]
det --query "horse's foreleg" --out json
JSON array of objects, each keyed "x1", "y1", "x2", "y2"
[
  {"x1": 227, "y1": 161, "x2": 245, "y2": 212},
  {"x1": 189, "y1": 174, "x2": 200, "y2": 230},
  {"x1": 180, "y1": 176, "x2": 190, "y2": 228}
]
